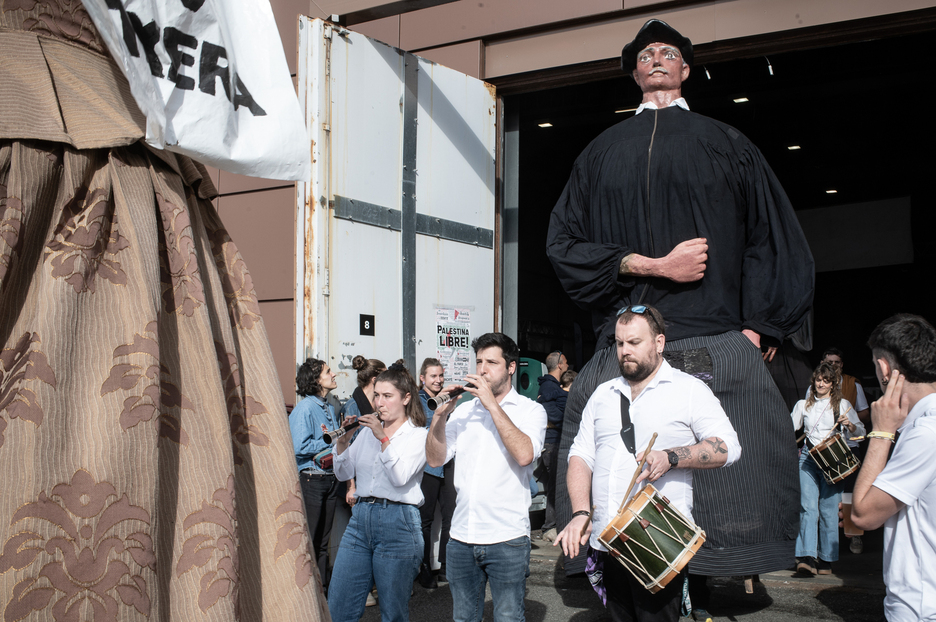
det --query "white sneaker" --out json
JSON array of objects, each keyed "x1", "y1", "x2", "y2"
[
  {"x1": 366, "y1": 590, "x2": 378, "y2": 607},
  {"x1": 543, "y1": 528, "x2": 557, "y2": 542},
  {"x1": 850, "y1": 535, "x2": 864, "y2": 554}
]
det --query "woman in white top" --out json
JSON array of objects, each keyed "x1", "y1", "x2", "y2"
[
  {"x1": 791, "y1": 361, "x2": 866, "y2": 575},
  {"x1": 328, "y1": 362, "x2": 429, "y2": 622}
]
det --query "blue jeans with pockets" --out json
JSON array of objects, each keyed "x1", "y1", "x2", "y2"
[
  {"x1": 447, "y1": 536, "x2": 531, "y2": 622},
  {"x1": 328, "y1": 499, "x2": 423, "y2": 622}
]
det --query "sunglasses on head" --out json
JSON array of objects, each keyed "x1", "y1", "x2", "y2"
[{"x1": 617, "y1": 305, "x2": 648, "y2": 316}]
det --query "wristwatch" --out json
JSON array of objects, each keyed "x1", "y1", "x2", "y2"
[{"x1": 665, "y1": 450, "x2": 679, "y2": 469}]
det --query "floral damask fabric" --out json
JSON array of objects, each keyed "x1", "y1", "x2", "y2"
[
  {"x1": 0, "y1": 138, "x2": 327, "y2": 621},
  {"x1": 0, "y1": 5, "x2": 328, "y2": 618}
]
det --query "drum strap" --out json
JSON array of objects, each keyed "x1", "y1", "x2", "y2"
[{"x1": 620, "y1": 393, "x2": 635, "y2": 454}]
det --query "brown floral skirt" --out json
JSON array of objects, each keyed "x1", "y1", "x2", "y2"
[{"x1": 0, "y1": 139, "x2": 327, "y2": 621}]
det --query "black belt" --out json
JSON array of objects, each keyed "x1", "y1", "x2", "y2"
[
  {"x1": 300, "y1": 469, "x2": 334, "y2": 477},
  {"x1": 358, "y1": 496, "x2": 407, "y2": 506}
]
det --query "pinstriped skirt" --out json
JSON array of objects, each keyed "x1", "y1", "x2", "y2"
[{"x1": 557, "y1": 331, "x2": 799, "y2": 576}]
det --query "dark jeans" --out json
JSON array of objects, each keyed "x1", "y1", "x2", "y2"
[
  {"x1": 300, "y1": 471, "x2": 339, "y2": 588},
  {"x1": 542, "y1": 442, "x2": 560, "y2": 530},
  {"x1": 600, "y1": 551, "x2": 684, "y2": 622},
  {"x1": 419, "y1": 459, "x2": 457, "y2": 569}
]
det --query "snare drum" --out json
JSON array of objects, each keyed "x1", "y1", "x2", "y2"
[
  {"x1": 809, "y1": 432, "x2": 860, "y2": 485},
  {"x1": 598, "y1": 485, "x2": 705, "y2": 593}
]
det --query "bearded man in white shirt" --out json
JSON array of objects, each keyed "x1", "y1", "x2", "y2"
[
  {"x1": 555, "y1": 305, "x2": 741, "y2": 622},
  {"x1": 852, "y1": 314, "x2": 936, "y2": 622},
  {"x1": 427, "y1": 332, "x2": 547, "y2": 622}
]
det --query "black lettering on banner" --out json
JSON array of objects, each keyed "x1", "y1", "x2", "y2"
[
  {"x1": 199, "y1": 41, "x2": 231, "y2": 99},
  {"x1": 164, "y1": 26, "x2": 197, "y2": 90},
  {"x1": 128, "y1": 12, "x2": 163, "y2": 77},
  {"x1": 104, "y1": 0, "x2": 137, "y2": 56},
  {"x1": 103, "y1": 0, "x2": 268, "y2": 116},
  {"x1": 105, "y1": 0, "x2": 162, "y2": 76},
  {"x1": 234, "y1": 74, "x2": 267, "y2": 116}
]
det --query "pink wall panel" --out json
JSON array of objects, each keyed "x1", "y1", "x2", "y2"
[
  {"x1": 218, "y1": 187, "x2": 296, "y2": 301},
  {"x1": 218, "y1": 171, "x2": 294, "y2": 195},
  {"x1": 415, "y1": 39, "x2": 483, "y2": 79},
  {"x1": 399, "y1": 0, "x2": 621, "y2": 51},
  {"x1": 350, "y1": 15, "x2": 401, "y2": 46},
  {"x1": 258, "y1": 300, "x2": 297, "y2": 406},
  {"x1": 269, "y1": 0, "x2": 327, "y2": 74},
  {"x1": 203, "y1": 165, "x2": 221, "y2": 192}
]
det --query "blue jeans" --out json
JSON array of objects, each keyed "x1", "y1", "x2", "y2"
[
  {"x1": 795, "y1": 450, "x2": 844, "y2": 562},
  {"x1": 447, "y1": 536, "x2": 531, "y2": 622},
  {"x1": 328, "y1": 500, "x2": 423, "y2": 622}
]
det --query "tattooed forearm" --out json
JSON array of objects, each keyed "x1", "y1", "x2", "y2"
[
  {"x1": 667, "y1": 437, "x2": 729, "y2": 470},
  {"x1": 706, "y1": 438, "x2": 728, "y2": 455}
]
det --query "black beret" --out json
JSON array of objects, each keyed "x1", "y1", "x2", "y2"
[{"x1": 620, "y1": 19, "x2": 693, "y2": 75}]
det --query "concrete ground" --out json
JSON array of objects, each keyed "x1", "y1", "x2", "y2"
[{"x1": 358, "y1": 526, "x2": 886, "y2": 621}]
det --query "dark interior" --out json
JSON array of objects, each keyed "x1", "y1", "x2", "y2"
[{"x1": 510, "y1": 29, "x2": 935, "y2": 391}]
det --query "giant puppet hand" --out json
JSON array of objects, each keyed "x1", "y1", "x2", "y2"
[{"x1": 621, "y1": 237, "x2": 708, "y2": 283}]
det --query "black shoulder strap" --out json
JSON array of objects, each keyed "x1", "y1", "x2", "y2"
[
  {"x1": 620, "y1": 392, "x2": 635, "y2": 454},
  {"x1": 352, "y1": 386, "x2": 374, "y2": 415}
]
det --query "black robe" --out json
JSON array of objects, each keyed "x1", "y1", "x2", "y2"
[
  {"x1": 546, "y1": 105, "x2": 814, "y2": 348},
  {"x1": 547, "y1": 106, "x2": 813, "y2": 576}
]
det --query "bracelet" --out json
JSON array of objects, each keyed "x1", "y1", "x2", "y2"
[
  {"x1": 867, "y1": 431, "x2": 896, "y2": 443},
  {"x1": 571, "y1": 510, "x2": 591, "y2": 519},
  {"x1": 379, "y1": 436, "x2": 390, "y2": 445}
]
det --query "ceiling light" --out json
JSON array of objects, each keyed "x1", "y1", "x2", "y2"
[
  {"x1": 733, "y1": 97, "x2": 749, "y2": 104},
  {"x1": 826, "y1": 189, "x2": 838, "y2": 194},
  {"x1": 538, "y1": 122, "x2": 553, "y2": 128},
  {"x1": 615, "y1": 107, "x2": 638, "y2": 114},
  {"x1": 787, "y1": 145, "x2": 801, "y2": 150}
]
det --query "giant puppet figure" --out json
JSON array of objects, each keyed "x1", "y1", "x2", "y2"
[{"x1": 547, "y1": 19, "x2": 814, "y2": 579}]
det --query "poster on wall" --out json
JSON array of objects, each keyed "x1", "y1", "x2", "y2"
[{"x1": 435, "y1": 307, "x2": 472, "y2": 384}]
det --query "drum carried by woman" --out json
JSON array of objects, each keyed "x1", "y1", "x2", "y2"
[
  {"x1": 791, "y1": 362, "x2": 866, "y2": 575},
  {"x1": 328, "y1": 362, "x2": 428, "y2": 622}
]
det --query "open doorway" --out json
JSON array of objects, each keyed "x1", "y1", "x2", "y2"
[{"x1": 508, "y1": 30, "x2": 935, "y2": 387}]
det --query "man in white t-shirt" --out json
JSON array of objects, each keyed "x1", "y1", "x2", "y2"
[
  {"x1": 426, "y1": 333, "x2": 547, "y2": 622},
  {"x1": 555, "y1": 305, "x2": 741, "y2": 622},
  {"x1": 852, "y1": 314, "x2": 936, "y2": 622}
]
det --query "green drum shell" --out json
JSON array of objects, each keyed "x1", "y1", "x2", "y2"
[{"x1": 599, "y1": 486, "x2": 705, "y2": 591}]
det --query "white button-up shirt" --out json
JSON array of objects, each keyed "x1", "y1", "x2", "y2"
[
  {"x1": 569, "y1": 360, "x2": 741, "y2": 552},
  {"x1": 334, "y1": 419, "x2": 428, "y2": 506},
  {"x1": 445, "y1": 387, "x2": 547, "y2": 544}
]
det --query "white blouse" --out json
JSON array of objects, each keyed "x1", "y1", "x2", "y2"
[
  {"x1": 791, "y1": 397, "x2": 865, "y2": 446},
  {"x1": 333, "y1": 418, "x2": 428, "y2": 506}
]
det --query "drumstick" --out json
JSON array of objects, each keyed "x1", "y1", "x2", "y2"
[
  {"x1": 796, "y1": 406, "x2": 853, "y2": 444},
  {"x1": 617, "y1": 432, "x2": 658, "y2": 514}
]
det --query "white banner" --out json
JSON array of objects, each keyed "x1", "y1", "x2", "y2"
[{"x1": 84, "y1": 0, "x2": 311, "y2": 181}]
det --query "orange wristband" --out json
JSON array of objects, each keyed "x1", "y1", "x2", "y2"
[{"x1": 380, "y1": 436, "x2": 390, "y2": 445}]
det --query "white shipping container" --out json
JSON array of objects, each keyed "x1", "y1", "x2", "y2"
[{"x1": 295, "y1": 17, "x2": 497, "y2": 399}]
